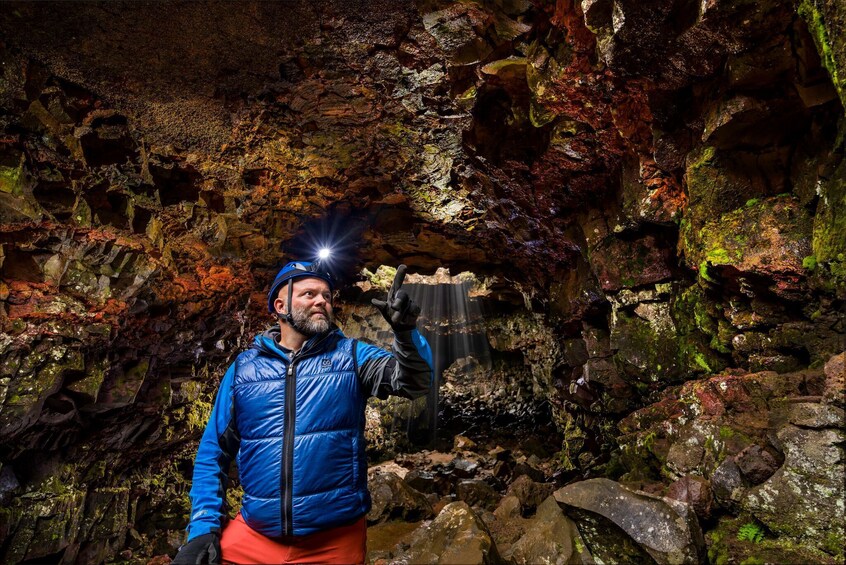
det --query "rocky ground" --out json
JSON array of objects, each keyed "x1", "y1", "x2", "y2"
[{"x1": 353, "y1": 352, "x2": 845, "y2": 565}]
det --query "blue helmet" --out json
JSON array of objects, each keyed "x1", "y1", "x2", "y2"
[{"x1": 267, "y1": 261, "x2": 334, "y2": 313}]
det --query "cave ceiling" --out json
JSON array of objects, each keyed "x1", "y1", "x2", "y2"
[{"x1": 0, "y1": 0, "x2": 672, "y2": 294}]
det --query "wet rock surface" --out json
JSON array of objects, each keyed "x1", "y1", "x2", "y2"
[
  {"x1": 554, "y1": 478, "x2": 704, "y2": 565},
  {"x1": 0, "y1": 0, "x2": 843, "y2": 562}
]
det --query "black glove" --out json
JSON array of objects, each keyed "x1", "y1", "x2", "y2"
[
  {"x1": 371, "y1": 264, "x2": 421, "y2": 331},
  {"x1": 173, "y1": 533, "x2": 221, "y2": 565}
]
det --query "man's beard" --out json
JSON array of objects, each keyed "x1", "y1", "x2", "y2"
[{"x1": 288, "y1": 303, "x2": 333, "y2": 336}]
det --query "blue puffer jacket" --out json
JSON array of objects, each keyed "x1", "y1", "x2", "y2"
[{"x1": 186, "y1": 325, "x2": 432, "y2": 540}]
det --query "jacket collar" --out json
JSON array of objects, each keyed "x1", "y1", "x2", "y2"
[{"x1": 253, "y1": 324, "x2": 342, "y2": 361}]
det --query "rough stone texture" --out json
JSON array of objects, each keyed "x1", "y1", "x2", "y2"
[
  {"x1": 507, "y1": 495, "x2": 590, "y2": 565},
  {"x1": 666, "y1": 475, "x2": 714, "y2": 520},
  {"x1": 504, "y1": 474, "x2": 556, "y2": 516},
  {"x1": 823, "y1": 351, "x2": 845, "y2": 406},
  {"x1": 390, "y1": 501, "x2": 501, "y2": 565},
  {"x1": 618, "y1": 355, "x2": 846, "y2": 561},
  {"x1": 554, "y1": 478, "x2": 704, "y2": 565},
  {"x1": 367, "y1": 471, "x2": 434, "y2": 524},
  {"x1": 742, "y1": 416, "x2": 845, "y2": 559},
  {"x1": 734, "y1": 444, "x2": 780, "y2": 485},
  {"x1": 0, "y1": 0, "x2": 843, "y2": 561},
  {"x1": 455, "y1": 479, "x2": 501, "y2": 511}
]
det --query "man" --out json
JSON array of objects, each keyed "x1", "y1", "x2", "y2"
[{"x1": 173, "y1": 260, "x2": 432, "y2": 564}]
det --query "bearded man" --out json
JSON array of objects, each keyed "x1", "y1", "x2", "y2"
[{"x1": 173, "y1": 260, "x2": 432, "y2": 564}]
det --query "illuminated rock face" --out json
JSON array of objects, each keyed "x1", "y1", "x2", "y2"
[{"x1": 0, "y1": 0, "x2": 843, "y2": 562}]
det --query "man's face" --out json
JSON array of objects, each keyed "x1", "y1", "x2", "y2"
[{"x1": 274, "y1": 277, "x2": 334, "y2": 336}]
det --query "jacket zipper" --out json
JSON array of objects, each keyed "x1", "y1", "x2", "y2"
[
  {"x1": 279, "y1": 332, "x2": 334, "y2": 537},
  {"x1": 282, "y1": 356, "x2": 297, "y2": 536}
]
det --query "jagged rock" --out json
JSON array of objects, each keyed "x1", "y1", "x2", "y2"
[
  {"x1": 0, "y1": 1, "x2": 843, "y2": 562},
  {"x1": 367, "y1": 472, "x2": 434, "y2": 524},
  {"x1": 505, "y1": 474, "x2": 556, "y2": 515},
  {"x1": 452, "y1": 457, "x2": 480, "y2": 479},
  {"x1": 666, "y1": 475, "x2": 714, "y2": 519},
  {"x1": 493, "y1": 495, "x2": 521, "y2": 521},
  {"x1": 391, "y1": 501, "x2": 501, "y2": 564},
  {"x1": 823, "y1": 352, "x2": 845, "y2": 406},
  {"x1": 787, "y1": 401, "x2": 844, "y2": 428},
  {"x1": 405, "y1": 470, "x2": 436, "y2": 494},
  {"x1": 734, "y1": 445, "x2": 780, "y2": 485},
  {"x1": 456, "y1": 479, "x2": 500, "y2": 511},
  {"x1": 0, "y1": 465, "x2": 20, "y2": 506},
  {"x1": 453, "y1": 435, "x2": 477, "y2": 451},
  {"x1": 554, "y1": 478, "x2": 705, "y2": 565},
  {"x1": 742, "y1": 420, "x2": 846, "y2": 559},
  {"x1": 690, "y1": 195, "x2": 813, "y2": 291},
  {"x1": 507, "y1": 495, "x2": 591, "y2": 565},
  {"x1": 710, "y1": 458, "x2": 744, "y2": 510}
]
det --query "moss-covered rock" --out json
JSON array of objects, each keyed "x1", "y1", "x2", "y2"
[
  {"x1": 688, "y1": 195, "x2": 813, "y2": 287},
  {"x1": 798, "y1": 0, "x2": 846, "y2": 107}
]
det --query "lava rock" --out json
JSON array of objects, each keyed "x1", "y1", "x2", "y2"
[
  {"x1": 507, "y1": 495, "x2": 591, "y2": 565},
  {"x1": 493, "y1": 495, "x2": 521, "y2": 521},
  {"x1": 667, "y1": 475, "x2": 714, "y2": 519},
  {"x1": 511, "y1": 462, "x2": 545, "y2": 483},
  {"x1": 711, "y1": 458, "x2": 744, "y2": 510},
  {"x1": 742, "y1": 423, "x2": 846, "y2": 553},
  {"x1": 734, "y1": 445, "x2": 780, "y2": 485},
  {"x1": 391, "y1": 501, "x2": 501, "y2": 564},
  {"x1": 554, "y1": 478, "x2": 705, "y2": 565},
  {"x1": 366, "y1": 472, "x2": 434, "y2": 524},
  {"x1": 452, "y1": 457, "x2": 480, "y2": 478},
  {"x1": 456, "y1": 479, "x2": 501, "y2": 511},
  {"x1": 505, "y1": 474, "x2": 556, "y2": 516},
  {"x1": 405, "y1": 469, "x2": 436, "y2": 494},
  {"x1": 823, "y1": 352, "x2": 845, "y2": 407}
]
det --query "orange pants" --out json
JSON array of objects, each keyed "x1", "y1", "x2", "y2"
[{"x1": 220, "y1": 512, "x2": 366, "y2": 564}]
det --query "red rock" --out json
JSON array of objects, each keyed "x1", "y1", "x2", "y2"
[{"x1": 667, "y1": 475, "x2": 714, "y2": 518}]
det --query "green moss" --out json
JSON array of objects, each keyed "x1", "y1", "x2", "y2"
[
  {"x1": 823, "y1": 531, "x2": 844, "y2": 558},
  {"x1": 803, "y1": 254, "x2": 818, "y2": 270},
  {"x1": 689, "y1": 145, "x2": 717, "y2": 172},
  {"x1": 185, "y1": 398, "x2": 212, "y2": 432},
  {"x1": 745, "y1": 198, "x2": 760, "y2": 207},
  {"x1": 708, "y1": 529, "x2": 730, "y2": 565},
  {"x1": 699, "y1": 261, "x2": 717, "y2": 283},
  {"x1": 709, "y1": 335, "x2": 731, "y2": 354},
  {"x1": 0, "y1": 162, "x2": 25, "y2": 195},
  {"x1": 739, "y1": 557, "x2": 766, "y2": 565},
  {"x1": 719, "y1": 426, "x2": 736, "y2": 440},
  {"x1": 798, "y1": 0, "x2": 845, "y2": 106},
  {"x1": 705, "y1": 247, "x2": 731, "y2": 265}
]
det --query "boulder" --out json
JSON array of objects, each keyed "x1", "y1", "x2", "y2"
[
  {"x1": 742, "y1": 421, "x2": 845, "y2": 561},
  {"x1": 367, "y1": 472, "x2": 434, "y2": 524},
  {"x1": 391, "y1": 501, "x2": 502, "y2": 564},
  {"x1": 734, "y1": 445, "x2": 780, "y2": 485},
  {"x1": 823, "y1": 352, "x2": 845, "y2": 407},
  {"x1": 666, "y1": 475, "x2": 714, "y2": 519},
  {"x1": 507, "y1": 495, "x2": 592, "y2": 565},
  {"x1": 505, "y1": 474, "x2": 556, "y2": 515},
  {"x1": 456, "y1": 480, "x2": 501, "y2": 511},
  {"x1": 554, "y1": 478, "x2": 705, "y2": 565}
]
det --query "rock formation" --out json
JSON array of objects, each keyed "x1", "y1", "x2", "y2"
[{"x1": 0, "y1": 0, "x2": 843, "y2": 563}]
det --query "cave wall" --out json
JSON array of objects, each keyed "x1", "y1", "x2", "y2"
[{"x1": 0, "y1": 0, "x2": 843, "y2": 562}]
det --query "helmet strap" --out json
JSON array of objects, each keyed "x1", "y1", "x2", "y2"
[{"x1": 284, "y1": 279, "x2": 295, "y2": 325}]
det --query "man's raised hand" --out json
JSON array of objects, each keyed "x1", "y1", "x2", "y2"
[{"x1": 371, "y1": 264, "x2": 421, "y2": 331}]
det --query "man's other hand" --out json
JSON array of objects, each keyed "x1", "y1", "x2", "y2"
[
  {"x1": 371, "y1": 264, "x2": 421, "y2": 331},
  {"x1": 173, "y1": 532, "x2": 221, "y2": 565}
]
